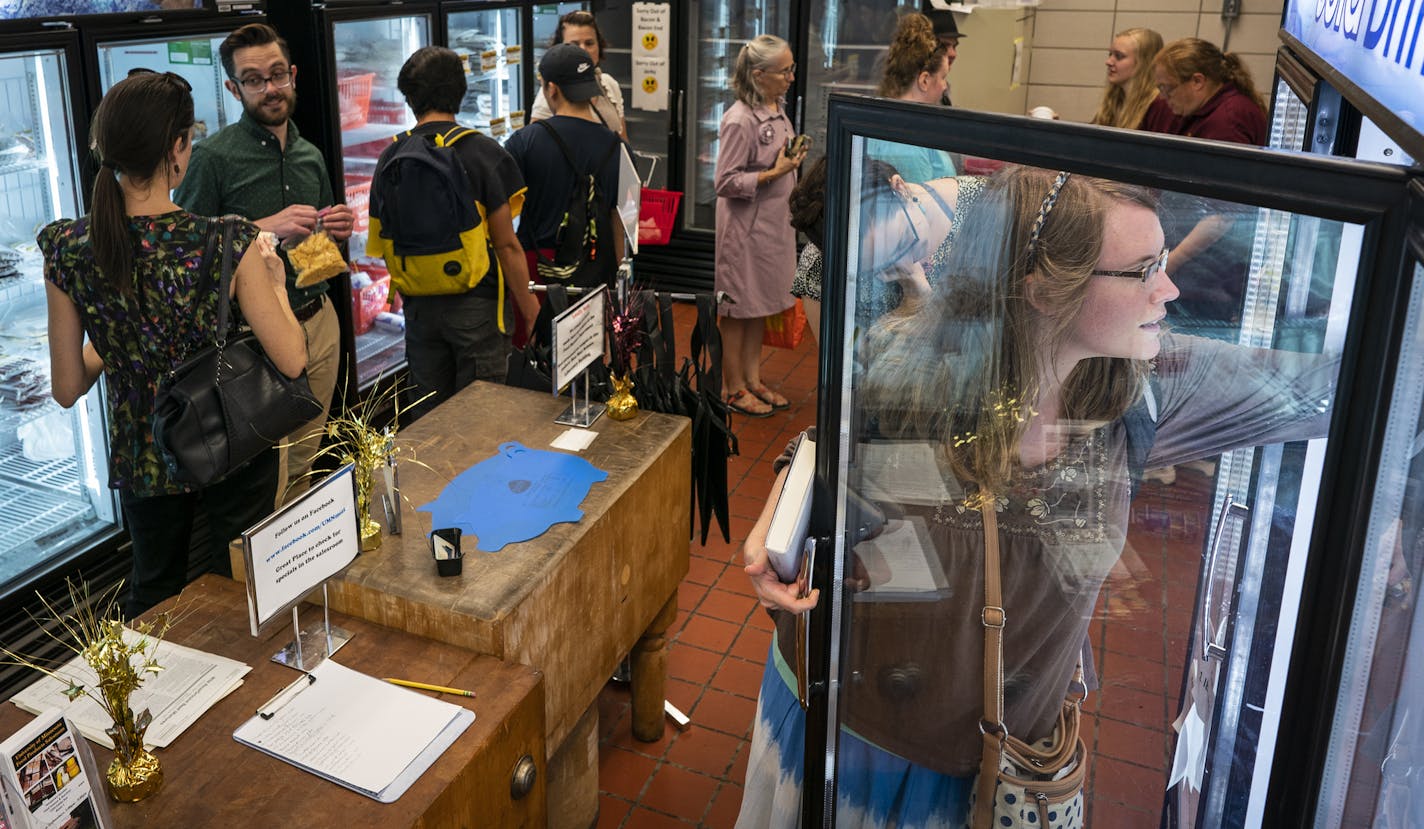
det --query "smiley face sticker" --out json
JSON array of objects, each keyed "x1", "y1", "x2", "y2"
[
  {"x1": 642, "y1": 76, "x2": 659, "y2": 93},
  {"x1": 642, "y1": 32, "x2": 659, "y2": 50}
]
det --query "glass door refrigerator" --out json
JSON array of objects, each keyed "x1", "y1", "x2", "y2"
[
  {"x1": 0, "y1": 24, "x2": 118, "y2": 601},
  {"x1": 443, "y1": 1, "x2": 526, "y2": 145},
  {"x1": 84, "y1": 14, "x2": 259, "y2": 147},
  {"x1": 682, "y1": 0, "x2": 790, "y2": 234},
  {"x1": 269, "y1": 1, "x2": 436, "y2": 399},
  {"x1": 799, "y1": 94, "x2": 1423, "y2": 828}
]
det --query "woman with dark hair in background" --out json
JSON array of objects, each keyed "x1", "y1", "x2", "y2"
[
  {"x1": 1091, "y1": 27, "x2": 1164, "y2": 130},
  {"x1": 713, "y1": 34, "x2": 807, "y2": 418},
  {"x1": 1143, "y1": 36, "x2": 1267, "y2": 145},
  {"x1": 529, "y1": 9, "x2": 626, "y2": 139},
  {"x1": 39, "y1": 70, "x2": 305, "y2": 616}
]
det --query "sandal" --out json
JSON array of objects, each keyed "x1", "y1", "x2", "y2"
[
  {"x1": 725, "y1": 389, "x2": 774, "y2": 418},
  {"x1": 748, "y1": 383, "x2": 790, "y2": 410}
]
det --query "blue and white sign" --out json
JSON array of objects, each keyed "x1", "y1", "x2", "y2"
[{"x1": 1284, "y1": 0, "x2": 1424, "y2": 141}]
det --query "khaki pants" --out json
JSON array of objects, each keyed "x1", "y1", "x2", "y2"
[{"x1": 277, "y1": 296, "x2": 339, "y2": 505}]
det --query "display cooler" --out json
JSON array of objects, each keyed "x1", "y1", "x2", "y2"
[
  {"x1": 0, "y1": 26, "x2": 113, "y2": 596},
  {"x1": 796, "y1": 92, "x2": 1424, "y2": 828}
]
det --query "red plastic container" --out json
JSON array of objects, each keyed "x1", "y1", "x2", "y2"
[{"x1": 637, "y1": 188, "x2": 682, "y2": 245}]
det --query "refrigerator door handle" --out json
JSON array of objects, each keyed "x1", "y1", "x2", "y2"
[
  {"x1": 40, "y1": 20, "x2": 74, "y2": 29},
  {"x1": 674, "y1": 89, "x2": 685, "y2": 140}
]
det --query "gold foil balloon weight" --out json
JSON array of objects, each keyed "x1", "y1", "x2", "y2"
[
  {"x1": 105, "y1": 706, "x2": 162, "y2": 801},
  {"x1": 606, "y1": 374, "x2": 639, "y2": 421}
]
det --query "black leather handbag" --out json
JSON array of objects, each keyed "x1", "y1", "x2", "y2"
[{"x1": 152, "y1": 218, "x2": 322, "y2": 486}]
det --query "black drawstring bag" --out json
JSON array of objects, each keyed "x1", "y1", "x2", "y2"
[{"x1": 151, "y1": 218, "x2": 322, "y2": 486}]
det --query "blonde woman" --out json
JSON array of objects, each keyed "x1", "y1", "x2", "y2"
[{"x1": 1091, "y1": 27, "x2": 1164, "y2": 129}]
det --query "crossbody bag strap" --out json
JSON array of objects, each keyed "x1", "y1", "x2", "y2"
[
  {"x1": 976, "y1": 497, "x2": 1006, "y2": 829},
  {"x1": 214, "y1": 217, "x2": 237, "y2": 346}
]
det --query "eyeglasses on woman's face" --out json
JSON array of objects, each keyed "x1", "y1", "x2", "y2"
[
  {"x1": 234, "y1": 67, "x2": 293, "y2": 93},
  {"x1": 761, "y1": 61, "x2": 796, "y2": 79},
  {"x1": 127, "y1": 67, "x2": 192, "y2": 92},
  {"x1": 1092, "y1": 247, "x2": 1169, "y2": 283}
]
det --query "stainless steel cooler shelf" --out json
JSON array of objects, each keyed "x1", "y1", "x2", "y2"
[
  {"x1": 0, "y1": 484, "x2": 94, "y2": 559},
  {"x1": 0, "y1": 441, "x2": 82, "y2": 495}
]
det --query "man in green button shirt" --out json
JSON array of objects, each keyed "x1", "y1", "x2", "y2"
[{"x1": 175, "y1": 22, "x2": 353, "y2": 505}]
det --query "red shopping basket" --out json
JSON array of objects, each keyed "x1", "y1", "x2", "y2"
[{"x1": 638, "y1": 188, "x2": 681, "y2": 246}]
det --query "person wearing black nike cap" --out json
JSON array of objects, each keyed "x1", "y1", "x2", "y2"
[{"x1": 504, "y1": 43, "x2": 625, "y2": 339}]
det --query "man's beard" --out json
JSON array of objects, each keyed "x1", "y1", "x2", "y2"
[{"x1": 245, "y1": 87, "x2": 296, "y2": 127}]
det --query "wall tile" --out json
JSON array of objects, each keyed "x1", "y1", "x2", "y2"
[
  {"x1": 1029, "y1": 47, "x2": 1113, "y2": 86},
  {"x1": 1118, "y1": 10, "x2": 1204, "y2": 41},
  {"x1": 1037, "y1": 0, "x2": 1120, "y2": 10},
  {"x1": 1202, "y1": 12, "x2": 1284, "y2": 52},
  {"x1": 1032, "y1": 10, "x2": 1117, "y2": 47},
  {"x1": 1026, "y1": 85, "x2": 1105, "y2": 122}
]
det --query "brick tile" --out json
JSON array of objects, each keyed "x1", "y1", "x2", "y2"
[
  {"x1": 714, "y1": 565, "x2": 759, "y2": 598},
  {"x1": 1103, "y1": 620, "x2": 1166, "y2": 663},
  {"x1": 729, "y1": 738, "x2": 751, "y2": 788},
  {"x1": 597, "y1": 794, "x2": 632, "y2": 829},
  {"x1": 692, "y1": 687, "x2": 759, "y2": 738},
  {"x1": 668, "y1": 643, "x2": 722, "y2": 686},
  {"x1": 705, "y1": 783, "x2": 745, "y2": 828},
  {"x1": 1095, "y1": 683, "x2": 1169, "y2": 729},
  {"x1": 665, "y1": 726, "x2": 742, "y2": 778},
  {"x1": 665, "y1": 677, "x2": 703, "y2": 715},
  {"x1": 1096, "y1": 716, "x2": 1170, "y2": 770},
  {"x1": 1086, "y1": 796, "x2": 1157, "y2": 828},
  {"x1": 599, "y1": 685, "x2": 631, "y2": 741},
  {"x1": 730, "y1": 626, "x2": 772, "y2": 662},
  {"x1": 599, "y1": 746, "x2": 659, "y2": 801},
  {"x1": 623, "y1": 806, "x2": 695, "y2": 828},
  {"x1": 640, "y1": 764, "x2": 719, "y2": 819},
  {"x1": 699, "y1": 588, "x2": 756, "y2": 625},
  {"x1": 1100, "y1": 650, "x2": 1167, "y2": 696},
  {"x1": 1091, "y1": 755, "x2": 1169, "y2": 811},
  {"x1": 711, "y1": 657, "x2": 765, "y2": 700},
  {"x1": 686, "y1": 557, "x2": 726, "y2": 587},
  {"x1": 678, "y1": 581, "x2": 710, "y2": 614},
  {"x1": 730, "y1": 492, "x2": 766, "y2": 521},
  {"x1": 678, "y1": 614, "x2": 742, "y2": 653},
  {"x1": 736, "y1": 472, "x2": 774, "y2": 501}
]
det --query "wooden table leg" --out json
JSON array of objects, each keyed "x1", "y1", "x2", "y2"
[{"x1": 630, "y1": 592, "x2": 678, "y2": 742}]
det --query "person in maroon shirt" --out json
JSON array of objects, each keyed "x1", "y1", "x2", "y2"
[{"x1": 1141, "y1": 37, "x2": 1267, "y2": 146}]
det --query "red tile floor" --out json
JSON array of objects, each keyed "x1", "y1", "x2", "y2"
[{"x1": 593, "y1": 303, "x2": 1205, "y2": 827}]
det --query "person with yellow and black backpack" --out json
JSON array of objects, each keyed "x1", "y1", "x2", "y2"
[{"x1": 368, "y1": 46, "x2": 539, "y2": 418}]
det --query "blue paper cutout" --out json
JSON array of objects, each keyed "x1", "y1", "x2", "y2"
[{"x1": 418, "y1": 441, "x2": 608, "y2": 552}]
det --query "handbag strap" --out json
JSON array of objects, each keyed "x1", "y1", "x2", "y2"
[
  {"x1": 975, "y1": 497, "x2": 1006, "y2": 829},
  {"x1": 975, "y1": 496, "x2": 1087, "y2": 829},
  {"x1": 213, "y1": 217, "x2": 237, "y2": 346}
]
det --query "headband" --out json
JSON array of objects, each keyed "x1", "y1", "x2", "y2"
[{"x1": 1026, "y1": 171, "x2": 1070, "y2": 264}]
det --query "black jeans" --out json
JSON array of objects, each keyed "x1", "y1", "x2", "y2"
[
  {"x1": 119, "y1": 447, "x2": 279, "y2": 617},
  {"x1": 403, "y1": 290, "x2": 509, "y2": 420}
]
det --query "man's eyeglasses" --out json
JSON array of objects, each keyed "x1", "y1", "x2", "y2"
[
  {"x1": 127, "y1": 67, "x2": 192, "y2": 92},
  {"x1": 1092, "y1": 247, "x2": 1169, "y2": 284},
  {"x1": 234, "y1": 68, "x2": 293, "y2": 92}
]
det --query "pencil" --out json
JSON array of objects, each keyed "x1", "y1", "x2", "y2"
[{"x1": 383, "y1": 678, "x2": 476, "y2": 697}]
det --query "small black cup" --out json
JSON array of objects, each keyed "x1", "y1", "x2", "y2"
[{"x1": 431, "y1": 527, "x2": 463, "y2": 577}]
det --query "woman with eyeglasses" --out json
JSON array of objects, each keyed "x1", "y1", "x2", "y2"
[
  {"x1": 737, "y1": 166, "x2": 1337, "y2": 827},
  {"x1": 38, "y1": 71, "x2": 306, "y2": 617},
  {"x1": 1142, "y1": 37, "x2": 1267, "y2": 145},
  {"x1": 1090, "y1": 27, "x2": 1164, "y2": 130},
  {"x1": 714, "y1": 34, "x2": 808, "y2": 418},
  {"x1": 529, "y1": 10, "x2": 626, "y2": 140}
]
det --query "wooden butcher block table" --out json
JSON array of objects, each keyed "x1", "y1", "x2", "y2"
[{"x1": 325, "y1": 381, "x2": 692, "y2": 826}]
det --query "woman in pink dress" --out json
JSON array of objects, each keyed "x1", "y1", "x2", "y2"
[{"x1": 714, "y1": 34, "x2": 808, "y2": 418}]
